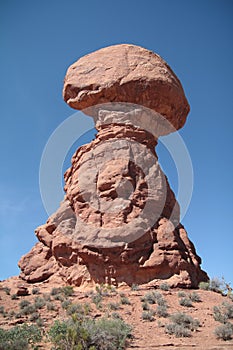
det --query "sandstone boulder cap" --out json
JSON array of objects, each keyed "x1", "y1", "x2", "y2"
[{"x1": 63, "y1": 44, "x2": 190, "y2": 131}]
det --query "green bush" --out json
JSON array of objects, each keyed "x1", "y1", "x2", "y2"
[
  {"x1": 165, "y1": 323, "x2": 191, "y2": 337},
  {"x1": 213, "y1": 302, "x2": 233, "y2": 323},
  {"x1": 61, "y1": 286, "x2": 74, "y2": 297},
  {"x1": 159, "y1": 283, "x2": 170, "y2": 291},
  {"x1": 111, "y1": 312, "x2": 122, "y2": 320},
  {"x1": 157, "y1": 297, "x2": 167, "y2": 307},
  {"x1": 178, "y1": 291, "x2": 186, "y2": 298},
  {"x1": 21, "y1": 304, "x2": 37, "y2": 315},
  {"x1": 43, "y1": 293, "x2": 51, "y2": 301},
  {"x1": 199, "y1": 277, "x2": 230, "y2": 294},
  {"x1": 32, "y1": 287, "x2": 40, "y2": 295},
  {"x1": 141, "y1": 302, "x2": 150, "y2": 311},
  {"x1": 95, "y1": 284, "x2": 116, "y2": 297},
  {"x1": 0, "y1": 307, "x2": 4, "y2": 314},
  {"x1": 53, "y1": 294, "x2": 64, "y2": 301},
  {"x1": 8, "y1": 311, "x2": 15, "y2": 320},
  {"x1": 51, "y1": 287, "x2": 61, "y2": 296},
  {"x1": 189, "y1": 292, "x2": 201, "y2": 302},
  {"x1": 47, "y1": 302, "x2": 57, "y2": 311},
  {"x1": 91, "y1": 293, "x2": 103, "y2": 307},
  {"x1": 141, "y1": 291, "x2": 163, "y2": 305},
  {"x1": 61, "y1": 299, "x2": 72, "y2": 310},
  {"x1": 198, "y1": 281, "x2": 209, "y2": 290},
  {"x1": 131, "y1": 284, "x2": 139, "y2": 291},
  {"x1": 120, "y1": 296, "x2": 131, "y2": 305},
  {"x1": 108, "y1": 302, "x2": 120, "y2": 311},
  {"x1": 11, "y1": 294, "x2": 18, "y2": 300},
  {"x1": 3, "y1": 287, "x2": 11, "y2": 295},
  {"x1": 165, "y1": 312, "x2": 200, "y2": 338},
  {"x1": 19, "y1": 300, "x2": 30, "y2": 309},
  {"x1": 170, "y1": 312, "x2": 200, "y2": 331},
  {"x1": 66, "y1": 303, "x2": 83, "y2": 316},
  {"x1": 0, "y1": 324, "x2": 42, "y2": 350},
  {"x1": 209, "y1": 278, "x2": 223, "y2": 293},
  {"x1": 36, "y1": 318, "x2": 44, "y2": 327},
  {"x1": 214, "y1": 323, "x2": 233, "y2": 341},
  {"x1": 34, "y1": 297, "x2": 46, "y2": 309},
  {"x1": 179, "y1": 297, "x2": 193, "y2": 307},
  {"x1": 141, "y1": 310, "x2": 155, "y2": 322},
  {"x1": 48, "y1": 316, "x2": 131, "y2": 350},
  {"x1": 156, "y1": 305, "x2": 168, "y2": 318},
  {"x1": 66, "y1": 303, "x2": 91, "y2": 317},
  {"x1": 29, "y1": 312, "x2": 40, "y2": 322}
]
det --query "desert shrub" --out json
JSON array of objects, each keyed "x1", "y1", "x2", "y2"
[
  {"x1": 179, "y1": 297, "x2": 193, "y2": 307},
  {"x1": 19, "y1": 300, "x2": 30, "y2": 309},
  {"x1": 8, "y1": 310, "x2": 15, "y2": 319},
  {"x1": 156, "y1": 305, "x2": 168, "y2": 318},
  {"x1": 131, "y1": 284, "x2": 139, "y2": 291},
  {"x1": 189, "y1": 292, "x2": 201, "y2": 302},
  {"x1": 0, "y1": 307, "x2": 4, "y2": 314},
  {"x1": 159, "y1": 283, "x2": 170, "y2": 291},
  {"x1": 199, "y1": 281, "x2": 210, "y2": 290},
  {"x1": 213, "y1": 302, "x2": 233, "y2": 323},
  {"x1": 121, "y1": 296, "x2": 131, "y2": 305},
  {"x1": 141, "y1": 302, "x2": 150, "y2": 311},
  {"x1": 141, "y1": 310, "x2": 155, "y2": 322},
  {"x1": 34, "y1": 297, "x2": 46, "y2": 309},
  {"x1": 61, "y1": 286, "x2": 74, "y2": 297},
  {"x1": 53, "y1": 294, "x2": 64, "y2": 301},
  {"x1": 108, "y1": 302, "x2": 120, "y2": 311},
  {"x1": 51, "y1": 287, "x2": 62, "y2": 296},
  {"x1": 29, "y1": 311, "x2": 40, "y2": 322},
  {"x1": 95, "y1": 284, "x2": 116, "y2": 297},
  {"x1": 157, "y1": 297, "x2": 167, "y2": 307},
  {"x1": 199, "y1": 277, "x2": 231, "y2": 295},
  {"x1": 21, "y1": 304, "x2": 37, "y2": 315},
  {"x1": 170, "y1": 312, "x2": 200, "y2": 331},
  {"x1": 0, "y1": 324, "x2": 41, "y2": 350},
  {"x1": 165, "y1": 323, "x2": 191, "y2": 337},
  {"x1": 47, "y1": 302, "x2": 56, "y2": 311},
  {"x1": 209, "y1": 278, "x2": 223, "y2": 293},
  {"x1": 11, "y1": 294, "x2": 18, "y2": 300},
  {"x1": 36, "y1": 318, "x2": 44, "y2": 327},
  {"x1": 66, "y1": 303, "x2": 82, "y2": 316},
  {"x1": 3, "y1": 287, "x2": 11, "y2": 295},
  {"x1": 82, "y1": 303, "x2": 92, "y2": 315},
  {"x1": 32, "y1": 287, "x2": 40, "y2": 295},
  {"x1": 48, "y1": 316, "x2": 131, "y2": 350},
  {"x1": 224, "y1": 302, "x2": 233, "y2": 319},
  {"x1": 214, "y1": 322, "x2": 233, "y2": 341},
  {"x1": 66, "y1": 303, "x2": 91, "y2": 317},
  {"x1": 91, "y1": 293, "x2": 103, "y2": 308},
  {"x1": 141, "y1": 291, "x2": 163, "y2": 305},
  {"x1": 111, "y1": 312, "x2": 122, "y2": 320},
  {"x1": 43, "y1": 293, "x2": 51, "y2": 301},
  {"x1": 61, "y1": 299, "x2": 71, "y2": 310},
  {"x1": 178, "y1": 291, "x2": 186, "y2": 298},
  {"x1": 165, "y1": 312, "x2": 199, "y2": 338}
]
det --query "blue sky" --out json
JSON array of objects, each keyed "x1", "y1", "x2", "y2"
[{"x1": 0, "y1": 0, "x2": 232, "y2": 286}]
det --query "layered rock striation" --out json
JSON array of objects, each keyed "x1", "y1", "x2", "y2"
[{"x1": 19, "y1": 44, "x2": 208, "y2": 288}]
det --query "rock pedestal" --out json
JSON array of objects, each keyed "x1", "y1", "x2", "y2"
[{"x1": 18, "y1": 44, "x2": 208, "y2": 288}]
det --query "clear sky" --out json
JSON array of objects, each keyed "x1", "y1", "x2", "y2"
[{"x1": 0, "y1": 0, "x2": 232, "y2": 286}]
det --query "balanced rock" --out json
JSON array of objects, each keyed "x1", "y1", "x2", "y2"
[
  {"x1": 63, "y1": 44, "x2": 190, "y2": 134},
  {"x1": 18, "y1": 44, "x2": 208, "y2": 288}
]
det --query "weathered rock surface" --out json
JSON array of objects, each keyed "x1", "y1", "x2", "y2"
[
  {"x1": 63, "y1": 44, "x2": 190, "y2": 134},
  {"x1": 18, "y1": 44, "x2": 208, "y2": 288}
]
